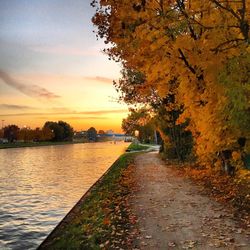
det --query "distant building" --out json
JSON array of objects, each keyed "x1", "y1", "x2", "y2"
[
  {"x1": 103, "y1": 133, "x2": 129, "y2": 141},
  {"x1": 73, "y1": 131, "x2": 87, "y2": 142},
  {"x1": 73, "y1": 129, "x2": 131, "y2": 142},
  {"x1": 105, "y1": 129, "x2": 114, "y2": 135}
]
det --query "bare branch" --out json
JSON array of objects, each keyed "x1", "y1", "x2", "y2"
[
  {"x1": 178, "y1": 48, "x2": 196, "y2": 75},
  {"x1": 210, "y1": 0, "x2": 241, "y2": 21},
  {"x1": 211, "y1": 38, "x2": 245, "y2": 53}
]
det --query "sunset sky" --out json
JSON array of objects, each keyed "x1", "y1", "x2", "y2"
[{"x1": 0, "y1": 0, "x2": 128, "y2": 132}]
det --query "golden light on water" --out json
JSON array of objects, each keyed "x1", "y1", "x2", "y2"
[{"x1": 0, "y1": 142, "x2": 128, "y2": 248}]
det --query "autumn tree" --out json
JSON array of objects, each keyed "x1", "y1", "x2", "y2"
[
  {"x1": 43, "y1": 121, "x2": 73, "y2": 141},
  {"x1": 98, "y1": 130, "x2": 106, "y2": 135},
  {"x1": 58, "y1": 121, "x2": 74, "y2": 141},
  {"x1": 0, "y1": 129, "x2": 4, "y2": 138},
  {"x1": 16, "y1": 127, "x2": 55, "y2": 142},
  {"x1": 17, "y1": 128, "x2": 34, "y2": 142},
  {"x1": 87, "y1": 127, "x2": 97, "y2": 141},
  {"x1": 153, "y1": 96, "x2": 193, "y2": 161},
  {"x1": 3, "y1": 125, "x2": 19, "y2": 142},
  {"x1": 41, "y1": 127, "x2": 54, "y2": 141},
  {"x1": 92, "y1": 0, "x2": 250, "y2": 173},
  {"x1": 116, "y1": 69, "x2": 193, "y2": 160},
  {"x1": 32, "y1": 127, "x2": 44, "y2": 142},
  {"x1": 122, "y1": 108, "x2": 155, "y2": 144}
]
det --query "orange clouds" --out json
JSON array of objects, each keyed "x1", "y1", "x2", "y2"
[
  {"x1": 0, "y1": 70, "x2": 60, "y2": 100},
  {"x1": 0, "y1": 108, "x2": 127, "y2": 117}
]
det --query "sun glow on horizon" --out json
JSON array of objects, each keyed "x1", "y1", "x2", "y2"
[
  {"x1": 0, "y1": 0, "x2": 128, "y2": 133},
  {"x1": 0, "y1": 71, "x2": 128, "y2": 132}
]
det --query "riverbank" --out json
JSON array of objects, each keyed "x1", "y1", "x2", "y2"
[
  {"x1": 0, "y1": 140, "x2": 143, "y2": 150},
  {"x1": 126, "y1": 143, "x2": 152, "y2": 152},
  {"x1": 38, "y1": 152, "x2": 139, "y2": 249},
  {"x1": 38, "y1": 143, "x2": 154, "y2": 249},
  {"x1": 0, "y1": 142, "x2": 128, "y2": 249},
  {"x1": 0, "y1": 141, "x2": 94, "y2": 149}
]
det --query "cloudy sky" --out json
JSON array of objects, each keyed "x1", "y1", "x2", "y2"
[{"x1": 0, "y1": 0, "x2": 127, "y2": 132}]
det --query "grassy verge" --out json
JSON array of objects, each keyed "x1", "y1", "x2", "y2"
[
  {"x1": 39, "y1": 152, "x2": 138, "y2": 250},
  {"x1": 126, "y1": 142, "x2": 151, "y2": 152},
  {"x1": 0, "y1": 141, "x2": 83, "y2": 149}
]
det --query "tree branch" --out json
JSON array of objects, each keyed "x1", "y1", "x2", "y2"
[
  {"x1": 176, "y1": 0, "x2": 198, "y2": 40},
  {"x1": 178, "y1": 48, "x2": 196, "y2": 75},
  {"x1": 210, "y1": 0, "x2": 241, "y2": 21},
  {"x1": 211, "y1": 38, "x2": 245, "y2": 53}
]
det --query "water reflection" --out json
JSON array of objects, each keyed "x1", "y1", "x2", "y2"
[{"x1": 0, "y1": 142, "x2": 127, "y2": 249}]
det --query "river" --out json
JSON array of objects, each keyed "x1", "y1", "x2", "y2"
[{"x1": 0, "y1": 142, "x2": 128, "y2": 249}]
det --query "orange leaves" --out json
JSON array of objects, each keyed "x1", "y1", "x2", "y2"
[
  {"x1": 232, "y1": 151, "x2": 242, "y2": 161},
  {"x1": 103, "y1": 217, "x2": 111, "y2": 226},
  {"x1": 181, "y1": 164, "x2": 238, "y2": 202},
  {"x1": 93, "y1": 0, "x2": 250, "y2": 172}
]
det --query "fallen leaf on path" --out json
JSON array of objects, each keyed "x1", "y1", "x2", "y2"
[
  {"x1": 182, "y1": 240, "x2": 197, "y2": 249},
  {"x1": 236, "y1": 243, "x2": 247, "y2": 247},
  {"x1": 168, "y1": 241, "x2": 176, "y2": 247},
  {"x1": 226, "y1": 237, "x2": 235, "y2": 243}
]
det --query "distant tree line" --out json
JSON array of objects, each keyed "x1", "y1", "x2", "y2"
[
  {"x1": 74, "y1": 127, "x2": 104, "y2": 142},
  {"x1": 74, "y1": 128, "x2": 117, "y2": 142},
  {"x1": 44, "y1": 121, "x2": 74, "y2": 141},
  {"x1": 0, "y1": 121, "x2": 74, "y2": 143},
  {"x1": 0, "y1": 122, "x2": 115, "y2": 144}
]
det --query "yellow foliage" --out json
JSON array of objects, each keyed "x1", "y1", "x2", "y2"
[
  {"x1": 93, "y1": 0, "x2": 250, "y2": 172},
  {"x1": 232, "y1": 151, "x2": 242, "y2": 161},
  {"x1": 236, "y1": 169, "x2": 250, "y2": 182}
]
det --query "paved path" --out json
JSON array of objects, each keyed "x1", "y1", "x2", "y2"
[{"x1": 131, "y1": 152, "x2": 249, "y2": 249}]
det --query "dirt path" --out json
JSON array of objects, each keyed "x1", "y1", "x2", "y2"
[{"x1": 131, "y1": 152, "x2": 249, "y2": 249}]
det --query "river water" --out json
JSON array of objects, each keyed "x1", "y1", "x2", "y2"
[{"x1": 0, "y1": 142, "x2": 127, "y2": 249}]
